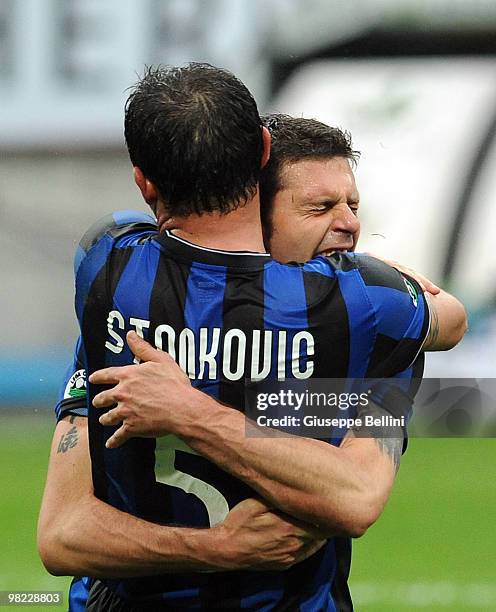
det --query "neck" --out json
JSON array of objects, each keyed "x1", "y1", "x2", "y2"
[{"x1": 162, "y1": 193, "x2": 266, "y2": 253}]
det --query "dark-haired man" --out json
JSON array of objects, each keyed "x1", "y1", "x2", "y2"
[
  {"x1": 260, "y1": 115, "x2": 438, "y2": 294},
  {"x1": 261, "y1": 114, "x2": 361, "y2": 261},
  {"x1": 39, "y1": 69, "x2": 466, "y2": 611}
]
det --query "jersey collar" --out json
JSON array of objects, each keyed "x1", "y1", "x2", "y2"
[{"x1": 153, "y1": 230, "x2": 272, "y2": 270}]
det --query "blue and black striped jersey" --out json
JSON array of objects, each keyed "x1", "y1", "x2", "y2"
[{"x1": 58, "y1": 210, "x2": 429, "y2": 611}]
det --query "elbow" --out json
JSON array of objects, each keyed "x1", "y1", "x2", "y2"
[
  {"x1": 39, "y1": 553, "x2": 66, "y2": 577},
  {"x1": 38, "y1": 530, "x2": 67, "y2": 576},
  {"x1": 425, "y1": 292, "x2": 469, "y2": 351},
  {"x1": 37, "y1": 517, "x2": 78, "y2": 576},
  {"x1": 442, "y1": 307, "x2": 469, "y2": 351},
  {"x1": 315, "y1": 491, "x2": 383, "y2": 539},
  {"x1": 338, "y1": 504, "x2": 380, "y2": 539},
  {"x1": 454, "y1": 308, "x2": 469, "y2": 346},
  {"x1": 346, "y1": 510, "x2": 378, "y2": 539},
  {"x1": 317, "y1": 510, "x2": 376, "y2": 540}
]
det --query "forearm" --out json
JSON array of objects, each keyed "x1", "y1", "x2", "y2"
[
  {"x1": 43, "y1": 496, "x2": 222, "y2": 578},
  {"x1": 38, "y1": 417, "x2": 223, "y2": 577},
  {"x1": 92, "y1": 336, "x2": 400, "y2": 538},
  {"x1": 175, "y1": 393, "x2": 384, "y2": 536}
]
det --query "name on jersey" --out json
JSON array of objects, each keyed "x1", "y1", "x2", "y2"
[{"x1": 105, "y1": 310, "x2": 314, "y2": 381}]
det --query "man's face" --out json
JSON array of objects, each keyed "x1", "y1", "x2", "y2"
[{"x1": 267, "y1": 157, "x2": 360, "y2": 263}]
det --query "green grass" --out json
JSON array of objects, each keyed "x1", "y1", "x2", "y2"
[
  {"x1": 0, "y1": 413, "x2": 71, "y2": 610},
  {"x1": 0, "y1": 413, "x2": 494, "y2": 610},
  {"x1": 350, "y1": 439, "x2": 496, "y2": 610}
]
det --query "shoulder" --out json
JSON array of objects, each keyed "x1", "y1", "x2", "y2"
[
  {"x1": 350, "y1": 254, "x2": 429, "y2": 346},
  {"x1": 348, "y1": 254, "x2": 424, "y2": 312},
  {"x1": 322, "y1": 252, "x2": 421, "y2": 301},
  {"x1": 302, "y1": 252, "x2": 402, "y2": 281},
  {"x1": 343, "y1": 253, "x2": 413, "y2": 293},
  {"x1": 301, "y1": 252, "x2": 413, "y2": 291},
  {"x1": 322, "y1": 252, "x2": 428, "y2": 335},
  {"x1": 78, "y1": 210, "x2": 157, "y2": 254},
  {"x1": 74, "y1": 210, "x2": 158, "y2": 277}
]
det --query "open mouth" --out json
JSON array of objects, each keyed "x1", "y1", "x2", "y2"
[{"x1": 318, "y1": 247, "x2": 350, "y2": 256}]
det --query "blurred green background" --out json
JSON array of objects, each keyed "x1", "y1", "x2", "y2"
[
  {"x1": 1, "y1": 411, "x2": 494, "y2": 611},
  {"x1": 0, "y1": 414, "x2": 72, "y2": 610}
]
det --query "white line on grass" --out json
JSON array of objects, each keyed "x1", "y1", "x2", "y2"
[{"x1": 353, "y1": 581, "x2": 496, "y2": 608}]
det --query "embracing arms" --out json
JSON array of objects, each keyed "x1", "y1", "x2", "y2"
[
  {"x1": 87, "y1": 261, "x2": 467, "y2": 541},
  {"x1": 37, "y1": 415, "x2": 325, "y2": 577},
  {"x1": 94, "y1": 333, "x2": 404, "y2": 539}
]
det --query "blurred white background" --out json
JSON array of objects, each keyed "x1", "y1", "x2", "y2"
[{"x1": 1, "y1": 0, "x2": 496, "y2": 405}]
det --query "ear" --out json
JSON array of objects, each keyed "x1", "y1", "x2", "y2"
[
  {"x1": 260, "y1": 126, "x2": 271, "y2": 169},
  {"x1": 133, "y1": 167, "x2": 158, "y2": 208}
]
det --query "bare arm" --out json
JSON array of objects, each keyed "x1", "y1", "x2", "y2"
[
  {"x1": 93, "y1": 333, "x2": 403, "y2": 538},
  {"x1": 173, "y1": 395, "x2": 401, "y2": 538},
  {"x1": 422, "y1": 290, "x2": 468, "y2": 351},
  {"x1": 37, "y1": 416, "x2": 325, "y2": 578}
]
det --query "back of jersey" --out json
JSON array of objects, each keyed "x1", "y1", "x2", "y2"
[{"x1": 75, "y1": 212, "x2": 429, "y2": 611}]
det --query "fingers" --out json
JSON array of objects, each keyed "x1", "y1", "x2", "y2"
[
  {"x1": 389, "y1": 262, "x2": 440, "y2": 295},
  {"x1": 238, "y1": 497, "x2": 272, "y2": 511},
  {"x1": 99, "y1": 408, "x2": 123, "y2": 426},
  {"x1": 105, "y1": 425, "x2": 131, "y2": 449},
  {"x1": 97, "y1": 407, "x2": 129, "y2": 448},
  {"x1": 89, "y1": 335, "x2": 171, "y2": 384},
  {"x1": 403, "y1": 270, "x2": 440, "y2": 295},
  {"x1": 417, "y1": 275, "x2": 440, "y2": 295},
  {"x1": 89, "y1": 367, "x2": 127, "y2": 385},
  {"x1": 127, "y1": 331, "x2": 170, "y2": 364},
  {"x1": 90, "y1": 335, "x2": 183, "y2": 392},
  {"x1": 299, "y1": 539, "x2": 327, "y2": 561},
  {"x1": 409, "y1": 275, "x2": 426, "y2": 292},
  {"x1": 227, "y1": 498, "x2": 273, "y2": 520},
  {"x1": 365, "y1": 252, "x2": 441, "y2": 295},
  {"x1": 127, "y1": 333, "x2": 191, "y2": 383},
  {"x1": 92, "y1": 388, "x2": 119, "y2": 408}
]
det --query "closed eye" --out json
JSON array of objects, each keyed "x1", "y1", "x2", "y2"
[{"x1": 308, "y1": 201, "x2": 334, "y2": 213}]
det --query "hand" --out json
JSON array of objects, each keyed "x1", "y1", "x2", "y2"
[
  {"x1": 90, "y1": 331, "x2": 198, "y2": 448},
  {"x1": 366, "y1": 252, "x2": 440, "y2": 295},
  {"x1": 214, "y1": 498, "x2": 327, "y2": 571}
]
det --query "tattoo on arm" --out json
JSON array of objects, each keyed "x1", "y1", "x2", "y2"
[
  {"x1": 425, "y1": 294, "x2": 440, "y2": 348},
  {"x1": 57, "y1": 423, "x2": 79, "y2": 454},
  {"x1": 348, "y1": 402, "x2": 403, "y2": 473},
  {"x1": 374, "y1": 437, "x2": 402, "y2": 473}
]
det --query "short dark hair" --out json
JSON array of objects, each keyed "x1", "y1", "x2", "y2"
[
  {"x1": 260, "y1": 114, "x2": 360, "y2": 237},
  {"x1": 124, "y1": 63, "x2": 263, "y2": 216}
]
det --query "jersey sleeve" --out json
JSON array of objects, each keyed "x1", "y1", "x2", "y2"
[
  {"x1": 351, "y1": 255, "x2": 430, "y2": 454},
  {"x1": 54, "y1": 337, "x2": 88, "y2": 422},
  {"x1": 353, "y1": 254, "x2": 430, "y2": 378},
  {"x1": 74, "y1": 210, "x2": 158, "y2": 326},
  {"x1": 74, "y1": 210, "x2": 158, "y2": 279},
  {"x1": 57, "y1": 211, "x2": 158, "y2": 423}
]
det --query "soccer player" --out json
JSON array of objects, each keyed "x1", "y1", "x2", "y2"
[{"x1": 38, "y1": 71, "x2": 466, "y2": 610}]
